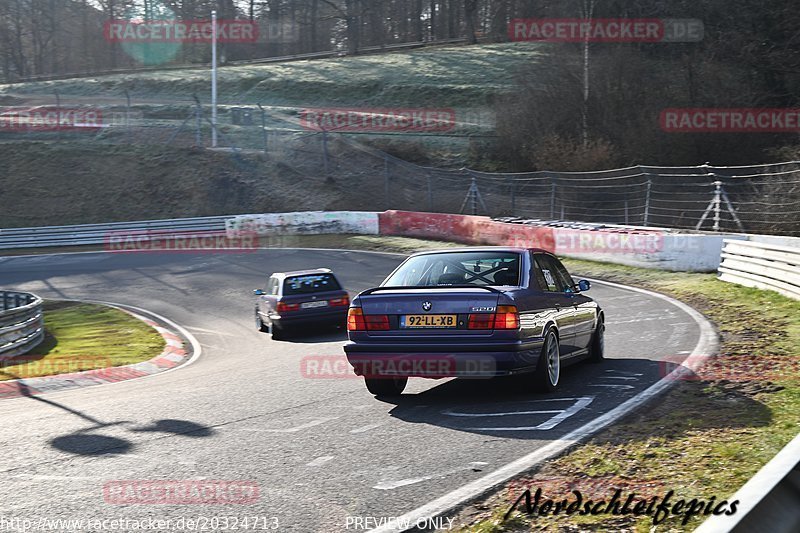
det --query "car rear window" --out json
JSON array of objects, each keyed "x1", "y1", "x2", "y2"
[
  {"x1": 383, "y1": 251, "x2": 521, "y2": 287},
  {"x1": 283, "y1": 274, "x2": 341, "y2": 295}
]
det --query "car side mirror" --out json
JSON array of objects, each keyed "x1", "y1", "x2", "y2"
[
  {"x1": 254, "y1": 289, "x2": 265, "y2": 296},
  {"x1": 577, "y1": 280, "x2": 591, "y2": 292}
]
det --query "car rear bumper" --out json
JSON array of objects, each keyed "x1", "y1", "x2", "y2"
[
  {"x1": 342, "y1": 338, "x2": 544, "y2": 377},
  {"x1": 270, "y1": 309, "x2": 348, "y2": 327}
]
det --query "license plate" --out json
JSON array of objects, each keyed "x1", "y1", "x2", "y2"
[
  {"x1": 401, "y1": 314, "x2": 457, "y2": 328},
  {"x1": 301, "y1": 300, "x2": 328, "y2": 309}
]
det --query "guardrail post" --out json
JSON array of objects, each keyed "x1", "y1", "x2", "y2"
[
  {"x1": 550, "y1": 178, "x2": 556, "y2": 219},
  {"x1": 509, "y1": 178, "x2": 516, "y2": 214},
  {"x1": 643, "y1": 178, "x2": 652, "y2": 226}
]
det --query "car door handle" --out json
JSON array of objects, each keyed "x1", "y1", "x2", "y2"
[{"x1": 554, "y1": 303, "x2": 561, "y2": 310}]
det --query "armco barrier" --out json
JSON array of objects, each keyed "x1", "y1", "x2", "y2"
[
  {"x1": 378, "y1": 210, "x2": 740, "y2": 272},
  {"x1": 226, "y1": 211, "x2": 379, "y2": 236},
  {"x1": 0, "y1": 290, "x2": 44, "y2": 358},
  {"x1": 378, "y1": 211, "x2": 554, "y2": 248},
  {"x1": 0, "y1": 211, "x2": 779, "y2": 273},
  {"x1": 0, "y1": 216, "x2": 229, "y2": 249},
  {"x1": 718, "y1": 239, "x2": 800, "y2": 300}
]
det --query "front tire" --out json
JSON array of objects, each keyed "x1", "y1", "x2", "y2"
[
  {"x1": 365, "y1": 376, "x2": 407, "y2": 397},
  {"x1": 533, "y1": 328, "x2": 561, "y2": 392},
  {"x1": 587, "y1": 319, "x2": 605, "y2": 363}
]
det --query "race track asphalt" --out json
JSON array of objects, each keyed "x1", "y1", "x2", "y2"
[{"x1": 0, "y1": 249, "x2": 702, "y2": 531}]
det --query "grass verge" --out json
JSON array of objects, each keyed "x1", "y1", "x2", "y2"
[
  {"x1": 271, "y1": 235, "x2": 800, "y2": 532},
  {"x1": 0, "y1": 301, "x2": 166, "y2": 381}
]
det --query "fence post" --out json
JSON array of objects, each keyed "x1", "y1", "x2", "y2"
[
  {"x1": 194, "y1": 98, "x2": 203, "y2": 147},
  {"x1": 54, "y1": 90, "x2": 61, "y2": 141},
  {"x1": 624, "y1": 200, "x2": 629, "y2": 225},
  {"x1": 124, "y1": 89, "x2": 131, "y2": 142},
  {"x1": 712, "y1": 180, "x2": 722, "y2": 231},
  {"x1": 427, "y1": 173, "x2": 433, "y2": 212},
  {"x1": 384, "y1": 155, "x2": 390, "y2": 208},
  {"x1": 322, "y1": 130, "x2": 330, "y2": 175},
  {"x1": 643, "y1": 178, "x2": 652, "y2": 226},
  {"x1": 550, "y1": 179, "x2": 556, "y2": 219},
  {"x1": 257, "y1": 104, "x2": 268, "y2": 156},
  {"x1": 509, "y1": 179, "x2": 516, "y2": 214}
]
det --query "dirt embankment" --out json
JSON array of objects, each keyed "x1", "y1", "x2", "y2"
[{"x1": 0, "y1": 140, "x2": 385, "y2": 228}]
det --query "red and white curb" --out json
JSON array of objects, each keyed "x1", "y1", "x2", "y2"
[{"x1": 0, "y1": 306, "x2": 193, "y2": 400}]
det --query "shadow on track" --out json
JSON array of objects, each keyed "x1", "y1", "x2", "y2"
[{"x1": 377, "y1": 358, "x2": 773, "y2": 442}]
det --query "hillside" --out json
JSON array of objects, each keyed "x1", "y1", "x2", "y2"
[{"x1": 0, "y1": 42, "x2": 544, "y2": 108}]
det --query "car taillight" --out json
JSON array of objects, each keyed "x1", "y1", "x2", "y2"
[
  {"x1": 468, "y1": 314, "x2": 494, "y2": 330},
  {"x1": 347, "y1": 308, "x2": 366, "y2": 331},
  {"x1": 494, "y1": 305, "x2": 520, "y2": 329},
  {"x1": 277, "y1": 302, "x2": 300, "y2": 313},
  {"x1": 365, "y1": 314, "x2": 390, "y2": 331},
  {"x1": 329, "y1": 296, "x2": 350, "y2": 307},
  {"x1": 468, "y1": 305, "x2": 519, "y2": 330}
]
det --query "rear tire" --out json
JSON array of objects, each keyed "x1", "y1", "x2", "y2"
[
  {"x1": 271, "y1": 323, "x2": 288, "y2": 341},
  {"x1": 365, "y1": 376, "x2": 407, "y2": 397},
  {"x1": 533, "y1": 328, "x2": 560, "y2": 392},
  {"x1": 587, "y1": 319, "x2": 605, "y2": 363}
]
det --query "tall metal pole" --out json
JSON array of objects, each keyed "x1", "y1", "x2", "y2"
[{"x1": 211, "y1": 10, "x2": 218, "y2": 148}]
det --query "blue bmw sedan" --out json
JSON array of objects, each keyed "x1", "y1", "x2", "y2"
[{"x1": 343, "y1": 247, "x2": 604, "y2": 396}]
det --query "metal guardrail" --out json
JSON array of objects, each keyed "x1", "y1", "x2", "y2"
[
  {"x1": 0, "y1": 290, "x2": 44, "y2": 358},
  {"x1": 0, "y1": 215, "x2": 229, "y2": 250},
  {"x1": 718, "y1": 240, "x2": 800, "y2": 300},
  {"x1": 695, "y1": 432, "x2": 800, "y2": 533}
]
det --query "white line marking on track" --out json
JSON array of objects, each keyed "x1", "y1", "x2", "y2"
[
  {"x1": 461, "y1": 397, "x2": 594, "y2": 431},
  {"x1": 605, "y1": 370, "x2": 643, "y2": 376},
  {"x1": 185, "y1": 326, "x2": 238, "y2": 337},
  {"x1": 374, "y1": 462, "x2": 489, "y2": 490},
  {"x1": 590, "y1": 384, "x2": 635, "y2": 390},
  {"x1": 306, "y1": 456, "x2": 335, "y2": 467},
  {"x1": 442, "y1": 409, "x2": 562, "y2": 418},
  {"x1": 601, "y1": 376, "x2": 639, "y2": 381}
]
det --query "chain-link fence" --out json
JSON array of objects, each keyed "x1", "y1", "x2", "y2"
[{"x1": 2, "y1": 93, "x2": 798, "y2": 236}]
